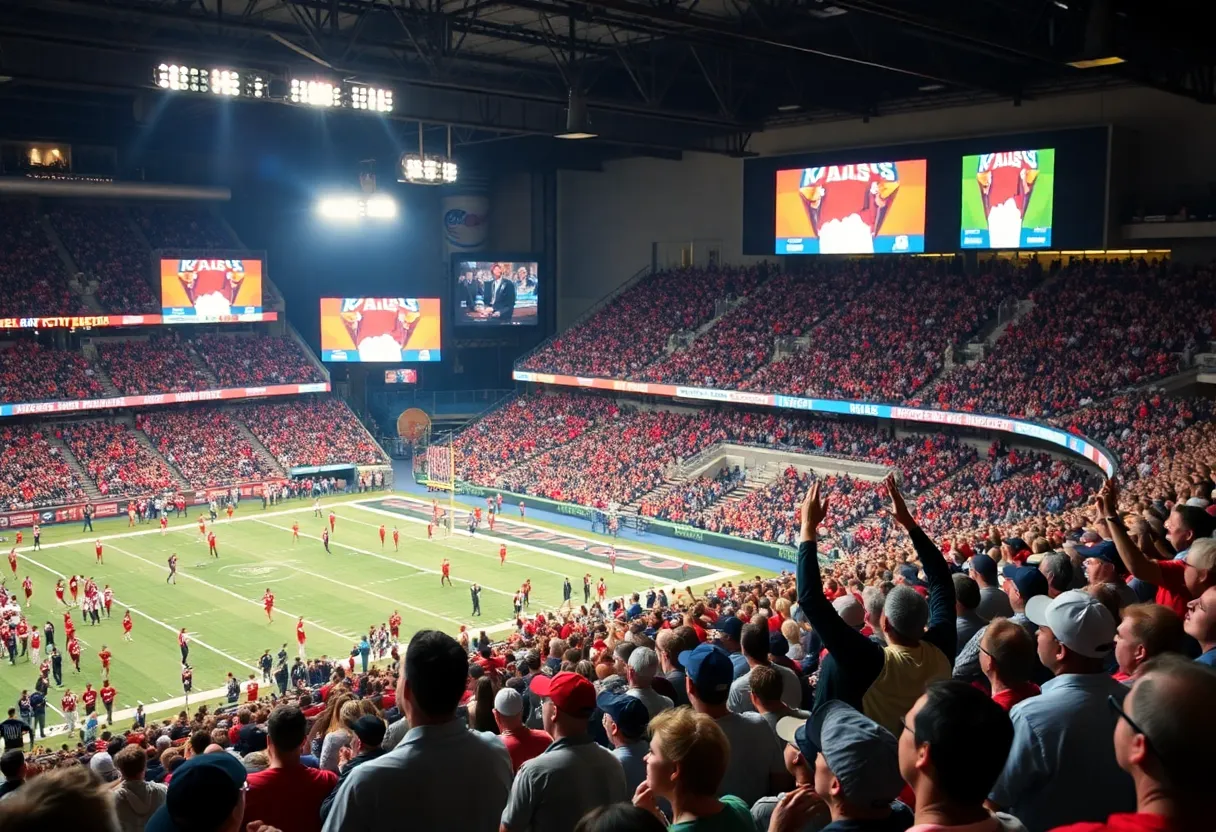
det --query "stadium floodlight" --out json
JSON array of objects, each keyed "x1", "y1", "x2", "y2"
[
  {"x1": 290, "y1": 79, "x2": 343, "y2": 107},
  {"x1": 155, "y1": 64, "x2": 261, "y2": 97},
  {"x1": 316, "y1": 196, "x2": 361, "y2": 221},
  {"x1": 364, "y1": 194, "x2": 397, "y2": 218},
  {"x1": 349, "y1": 85, "x2": 393, "y2": 113}
]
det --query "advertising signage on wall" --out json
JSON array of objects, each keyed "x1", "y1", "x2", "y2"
[
  {"x1": 512, "y1": 370, "x2": 1116, "y2": 477},
  {"x1": 0, "y1": 382, "x2": 330, "y2": 418}
]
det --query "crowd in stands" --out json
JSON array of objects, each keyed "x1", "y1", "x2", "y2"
[
  {"x1": 0, "y1": 341, "x2": 105, "y2": 405},
  {"x1": 0, "y1": 424, "x2": 83, "y2": 511},
  {"x1": 193, "y1": 333, "x2": 326, "y2": 388},
  {"x1": 131, "y1": 205, "x2": 232, "y2": 250},
  {"x1": 0, "y1": 200, "x2": 86, "y2": 317},
  {"x1": 241, "y1": 398, "x2": 388, "y2": 469},
  {"x1": 58, "y1": 420, "x2": 178, "y2": 497},
  {"x1": 48, "y1": 205, "x2": 159, "y2": 313},
  {"x1": 138, "y1": 409, "x2": 276, "y2": 489},
  {"x1": 639, "y1": 465, "x2": 747, "y2": 523},
  {"x1": 634, "y1": 270, "x2": 860, "y2": 387},
  {"x1": 743, "y1": 260, "x2": 1041, "y2": 402},
  {"x1": 923, "y1": 259, "x2": 1215, "y2": 417},
  {"x1": 520, "y1": 265, "x2": 770, "y2": 377},
  {"x1": 95, "y1": 336, "x2": 213, "y2": 396},
  {"x1": 454, "y1": 393, "x2": 620, "y2": 485}
]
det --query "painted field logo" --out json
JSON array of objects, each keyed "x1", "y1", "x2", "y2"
[{"x1": 230, "y1": 565, "x2": 277, "y2": 578}]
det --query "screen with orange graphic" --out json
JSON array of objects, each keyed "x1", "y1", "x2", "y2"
[
  {"x1": 320, "y1": 298, "x2": 442, "y2": 362},
  {"x1": 160, "y1": 256, "x2": 264, "y2": 319},
  {"x1": 774, "y1": 160, "x2": 926, "y2": 254}
]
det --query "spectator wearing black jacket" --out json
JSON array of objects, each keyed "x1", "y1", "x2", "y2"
[{"x1": 798, "y1": 474, "x2": 957, "y2": 735}]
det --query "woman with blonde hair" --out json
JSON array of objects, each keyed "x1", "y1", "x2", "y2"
[{"x1": 632, "y1": 707, "x2": 755, "y2": 830}]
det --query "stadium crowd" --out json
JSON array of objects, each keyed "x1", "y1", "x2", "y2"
[
  {"x1": 0, "y1": 200, "x2": 87, "y2": 317},
  {"x1": 923, "y1": 259, "x2": 1213, "y2": 417},
  {"x1": 132, "y1": 205, "x2": 232, "y2": 250},
  {"x1": 0, "y1": 341, "x2": 105, "y2": 405},
  {"x1": 138, "y1": 409, "x2": 276, "y2": 490},
  {"x1": 58, "y1": 420, "x2": 178, "y2": 497},
  {"x1": 193, "y1": 334, "x2": 326, "y2": 389},
  {"x1": 48, "y1": 205, "x2": 159, "y2": 313},
  {"x1": 0, "y1": 424, "x2": 84, "y2": 511},
  {"x1": 241, "y1": 398, "x2": 389, "y2": 470},
  {"x1": 3, "y1": 473, "x2": 1212, "y2": 832},
  {"x1": 95, "y1": 336, "x2": 214, "y2": 396},
  {"x1": 520, "y1": 265, "x2": 771, "y2": 377}
]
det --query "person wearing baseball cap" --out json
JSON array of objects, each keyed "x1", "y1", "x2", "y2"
[
  {"x1": 319, "y1": 715, "x2": 386, "y2": 825},
  {"x1": 680, "y1": 642, "x2": 791, "y2": 807},
  {"x1": 971, "y1": 554, "x2": 1014, "y2": 622},
  {"x1": 501, "y1": 672, "x2": 628, "y2": 832},
  {"x1": 492, "y1": 687, "x2": 551, "y2": 772},
  {"x1": 989, "y1": 590, "x2": 1135, "y2": 830},
  {"x1": 710, "y1": 616, "x2": 750, "y2": 678},
  {"x1": 761, "y1": 701, "x2": 911, "y2": 832},
  {"x1": 953, "y1": 566, "x2": 1050, "y2": 684},
  {"x1": 597, "y1": 690, "x2": 652, "y2": 795},
  {"x1": 147, "y1": 752, "x2": 249, "y2": 832}
]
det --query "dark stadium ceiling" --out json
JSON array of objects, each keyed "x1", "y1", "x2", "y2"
[{"x1": 0, "y1": 0, "x2": 1212, "y2": 161}]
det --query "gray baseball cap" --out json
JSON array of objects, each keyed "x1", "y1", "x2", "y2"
[{"x1": 776, "y1": 700, "x2": 903, "y2": 809}]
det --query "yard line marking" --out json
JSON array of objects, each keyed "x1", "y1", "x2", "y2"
[
  {"x1": 10, "y1": 549, "x2": 260, "y2": 675},
  {"x1": 253, "y1": 519, "x2": 516, "y2": 598},
  {"x1": 105, "y1": 544, "x2": 360, "y2": 642},
  {"x1": 220, "y1": 535, "x2": 467, "y2": 628}
]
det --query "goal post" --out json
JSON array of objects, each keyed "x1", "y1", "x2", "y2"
[{"x1": 425, "y1": 434, "x2": 457, "y2": 534}]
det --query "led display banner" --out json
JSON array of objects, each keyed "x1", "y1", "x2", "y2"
[
  {"x1": 511, "y1": 370, "x2": 1116, "y2": 477},
  {"x1": 960, "y1": 149, "x2": 1055, "y2": 249},
  {"x1": 0, "y1": 312, "x2": 277, "y2": 330},
  {"x1": 319, "y1": 298, "x2": 442, "y2": 362},
  {"x1": 775, "y1": 160, "x2": 927, "y2": 254},
  {"x1": 0, "y1": 382, "x2": 329, "y2": 418},
  {"x1": 160, "y1": 255, "x2": 265, "y2": 319}
]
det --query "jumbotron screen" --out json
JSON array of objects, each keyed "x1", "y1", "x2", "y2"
[
  {"x1": 319, "y1": 298, "x2": 442, "y2": 362},
  {"x1": 774, "y1": 160, "x2": 927, "y2": 254},
  {"x1": 160, "y1": 256, "x2": 264, "y2": 319},
  {"x1": 960, "y1": 149, "x2": 1055, "y2": 249},
  {"x1": 454, "y1": 260, "x2": 539, "y2": 326}
]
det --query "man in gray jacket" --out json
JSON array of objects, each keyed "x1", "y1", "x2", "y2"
[{"x1": 112, "y1": 744, "x2": 168, "y2": 832}]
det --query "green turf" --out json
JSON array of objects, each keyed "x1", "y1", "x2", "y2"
[{"x1": 0, "y1": 492, "x2": 763, "y2": 732}]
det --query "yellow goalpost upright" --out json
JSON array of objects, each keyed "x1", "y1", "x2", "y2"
[{"x1": 424, "y1": 433, "x2": 457, "y2": 535}]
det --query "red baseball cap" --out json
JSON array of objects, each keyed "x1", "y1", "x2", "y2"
[{"x1": 529, "y1": 671, "x2": 596, "y2": 716}]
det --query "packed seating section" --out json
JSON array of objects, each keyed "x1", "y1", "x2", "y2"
[
  {"x1": 0, "y1": 424, "x2": 84, "y2": 511},
  {"x1": 241, "y1": 398, "x2": 389, "y2": 470},
  {"x1": 0, "y1": 201, "x2": 87, "y2": 317},
  {"x1": 48, "y1": 204, "x2": 160, "y2": 313},
  {"x1": 192, "y1": 333, "x2": 325, "y2": 388},
  {"x1": 58, "y1": 420, "x2": 178, "y2": 497},
  {"x1": 138, "y1": 409, "x2": 276, "y2": 490}
]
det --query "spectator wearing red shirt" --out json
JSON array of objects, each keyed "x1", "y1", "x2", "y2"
[
  {"x1": 243, "y1": 705, "x2": 338, "y2": 832},
  {"x1": 979, "y1": 618, "x2": 1041, "y2": 711},
  {"x1": 491, "y1": 687, "x2": 550, "y2": 772},
  {"x1": 1049, "y1": 655, "x2": 1215, "y2": 832}
]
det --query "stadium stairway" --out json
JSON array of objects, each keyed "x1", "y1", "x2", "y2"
[
  {"x1": 50, "y1": 433, "x2": 105, "y2": 501},
  {"x1": 38, "y1": 211, "x2": 104, "y2": 313},
  {"x1": 184, "y1": 343, "x2": 222, "y2": 387},
  {"x1": 124, "y1": 416, "x2": 191, "y2": 490},
  {"x1": 228, "y1": 411, "x2": 289, "y2": 478},
  {"x1": 79, "y1": 343, "x2": 122, "y2": 398},
  {"x1": 715, "y1": 464, "x2": 779, "y2": 506}
]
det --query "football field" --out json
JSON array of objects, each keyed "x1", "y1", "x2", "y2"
[{"x1": 0, "y1": 492, "x2": 747, "y2": 734}]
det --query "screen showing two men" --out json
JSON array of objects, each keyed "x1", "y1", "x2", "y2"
[
  {"x1": 319, "y1": 298, "x2": 442, "y2": 362},
  {"x1": 960, "y1": 149, "x2": 1055, "y2": 249},
  {"x1": 161, "y1": 257, "x2": 264, "y2": 318},
  {"x1": 454, "y1": 261, "x2": 538, "y2": 326},
  {"x1": 775, "y1": 160, "x2": 927, "y2": 254}
]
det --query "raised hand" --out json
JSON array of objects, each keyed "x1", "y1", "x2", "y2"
[
  {"x1": 800, "y1": 481, "x2": 830, "y2": 538},
  {"x1": 1097, "y1": 477, "x2": 1119, "y2": 517},
  {"x1": 885, "y1": 473, "x2": 914, "y2": 528}
]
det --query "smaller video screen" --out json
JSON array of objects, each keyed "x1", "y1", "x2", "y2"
[
  {"x1": 960, "y1": 149, "x2": 1055, "y2": 249},
  {"x1": 319, "y1": 298, "x2": 442, "y2": 362},
  {"x1": 384, "y1": 369, "x2": 418, "y2": 384},
  {"x1": 453, "y1": 258, "x2": 538, "y2": 326}
]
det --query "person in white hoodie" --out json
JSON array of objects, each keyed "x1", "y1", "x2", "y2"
[
  {"x1": 899, "y1": 680, "x2": 1028, "y2": 832},
  {"x1": 112, "y1": 744, "x2": 168, "y2": 832}
]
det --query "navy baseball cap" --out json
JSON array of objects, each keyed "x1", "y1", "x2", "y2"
[
  {"x1": 596, "y1": 690, "x2": 650, "y2": 739},
  {"x1": 147, "y1": 753, "x2": 247, "y2": 832},
  {"x1": 776, "y1": 701, "x2": 903, "y2": 810},
  {"x1": 970, "y1": 553, "x2": 999, "y2": 583},
  {"x1": 710, "y1": 616, "x2": 743, "y2": 641},
  {"x1": 1001, "y1": 565, "x2": 1049, "y2": 600},
  {"x1": 768, "y1": 631, "x2": 790, "y2": 657},
  {"x1": 1002, "y1": 537, "x2": 1028, "y2": 553},
  {"x1": 677, "y1": 643, "x2": 734, "y2": 695}
]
